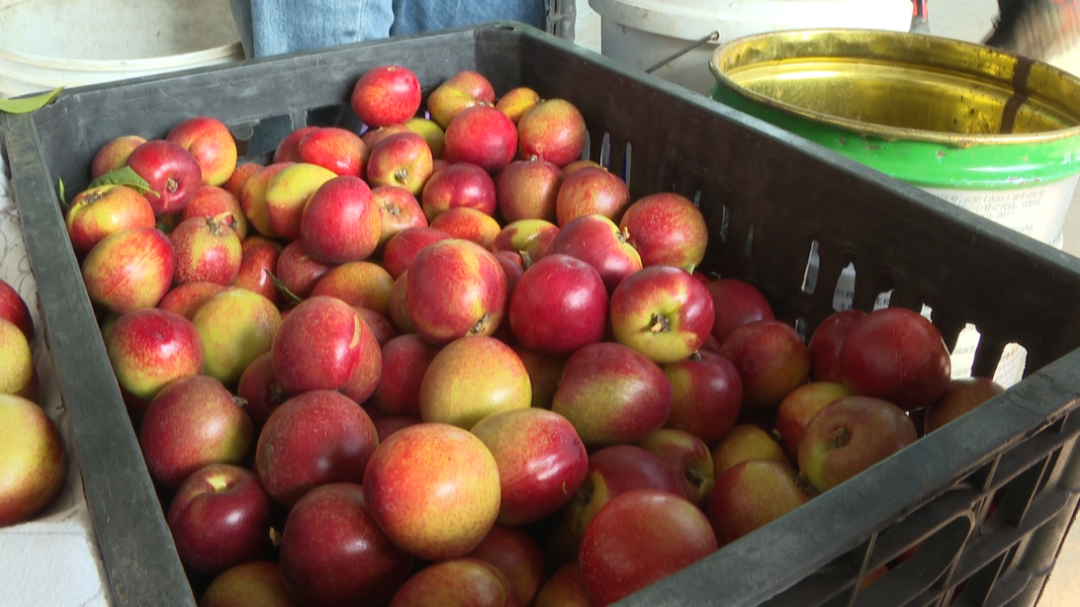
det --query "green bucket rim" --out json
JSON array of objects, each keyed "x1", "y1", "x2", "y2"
[{"x1": 709, "y1": 29, "x2": 1080, "y2": 189}]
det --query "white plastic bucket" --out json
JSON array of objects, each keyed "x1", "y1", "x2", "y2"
[
  {"x1": 588, "y1": 0, "x2": 915, "y2": 94},
  {"x1": 0, "y1": 0, "x2": 244, "y2": 98}
]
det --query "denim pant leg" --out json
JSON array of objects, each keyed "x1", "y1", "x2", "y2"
[
  {"x1": 230, "y1": 0, "x2": 255, "y2": 59},
  {"x1": 229, "y1": 0, "x2": 395, "y2": 59},
  {"x1": 390, "y1": 0, "x2": 546, "y2": 37}
]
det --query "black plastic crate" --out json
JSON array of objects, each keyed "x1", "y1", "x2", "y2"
[{"x1": 4, "y1": 22, "x2": 1080, "y2": 607}]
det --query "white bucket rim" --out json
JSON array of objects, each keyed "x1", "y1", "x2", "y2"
[
  {"x1": 0, "y1": 43, "x2": 244, "y2": 73},
  {"x1": 589, "y1": 0, "x2": 914, "y2": 40}
]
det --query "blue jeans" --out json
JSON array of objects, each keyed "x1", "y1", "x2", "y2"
[
  {"x1": 229, "y1": 0, "x2": 546, "y2": 58},
  {"x1": 390, "y1": 0, "x2": 546, "y2": 38}
]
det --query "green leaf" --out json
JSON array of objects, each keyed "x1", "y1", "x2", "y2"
[
  {"x1": 266, "y1": 271, "x2": 304, "y2": 305},
  {"x1": 0, "y1": 88, "x2": 63, "y2": 114},
  {"x1": 87, "y1": 166, "x2": 159, "y2": 197},
  {"x1": 57, "y1": 178, "x2": 67, "y2": 211}
]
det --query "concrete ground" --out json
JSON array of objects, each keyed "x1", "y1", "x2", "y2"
[{"x1": 572, "y1": 1, "x2": 1080, "y2": 605}]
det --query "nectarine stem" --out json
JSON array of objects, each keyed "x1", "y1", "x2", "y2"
[
  {"x1": 649, "y1": 314, "x2": 670, "y2": 334},
  {"x1": 829, "y1": 427, "x2": 851, "y2": 449},
  {"x1": 470, "y1": 314, "x2": 491, "y2": 335},
  {"x1": 214, "y1": 211, "x2": 236, "y2": 230},
  {"x1": 207, "y1": 475, "x2": 231, "y2": 492},
  {"x1": 269, "y1": 383, "x2": 287, "y2": 406},
  {"x1": 795, "y1": 472, "x2": 819, "y2": 498},
  {"x1": 686, "y1": 467, "x2": 704, "y2": 489},
  {"x1": 206, "y1": 212, "x2": 234, "y2": 236},
  {"x1": 576, "y1": 478, "x2": 594, "y2": 505}
]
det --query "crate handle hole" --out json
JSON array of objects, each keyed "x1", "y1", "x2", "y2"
[
  {"x1": 720, "y1": 205, "x2": 730, "y2": 244},
  {"x1": 306, "y1": 104, "x2": 342, "y2": 127},
  {"x1": 599, "y1": 132, "x2": 611, "y2": 170},
  {"x1": 239, "y1": 114, "x2": 293, "y2": 161},
  {"x1": 227, "y1": 122, "x2": 254, "y2": 160},
  {"x1": 856, "y1": 513, "x2": 974, "y2": 605}
]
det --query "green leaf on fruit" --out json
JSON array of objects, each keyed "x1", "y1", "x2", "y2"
[
  {"x1": 266, "y1": 271, "x2": 304, "y2": 305},
  {"x1": 87, "y1": 166, "x2": 159, "y2": 197},
  {"x1": 0, "y1": 88, "x2": 63, "y2": 114},
  {"x1": 57, "y1": 178, "x2": 67, "y2": 211}
]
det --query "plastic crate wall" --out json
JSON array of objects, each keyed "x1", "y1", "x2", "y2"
[
  {"x1": 749, "y1": 411, "x2": 1080, "y2": 607},
  {"x1": 5, "y1": 23, "x2": 1080, "y2": 607}
]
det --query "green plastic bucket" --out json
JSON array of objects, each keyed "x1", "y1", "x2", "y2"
[{"x1": 709, "y1": 29, "x2": 1080, "y2": 248}]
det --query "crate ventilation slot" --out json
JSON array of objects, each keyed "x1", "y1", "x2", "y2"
[
  {"x1": 874, "y1": 290, "x2": 893, "y2": 311},
  {"x1": 794, "y1": 318, "x2": 807, "y2": 342},
  {"x1": 622, "y1": 142, "x2": 632, "y2": 184},
  {"x1": 801, "y1": 239, "x2": 820, "y2": 295},
  {"x1": 920, "y1": 304, "x2": 934, "y2": 322},
  {"x1": 832, "y1": 262, "x2": 857, "y2": 312}
]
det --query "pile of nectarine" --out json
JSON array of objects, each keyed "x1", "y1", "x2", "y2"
[
  {"x1": 57, "y1": 63, "x2": 1005, "y2": 606},
  {"x1": 0, "y1": 278, "x2": 67, "y2": 529}
]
